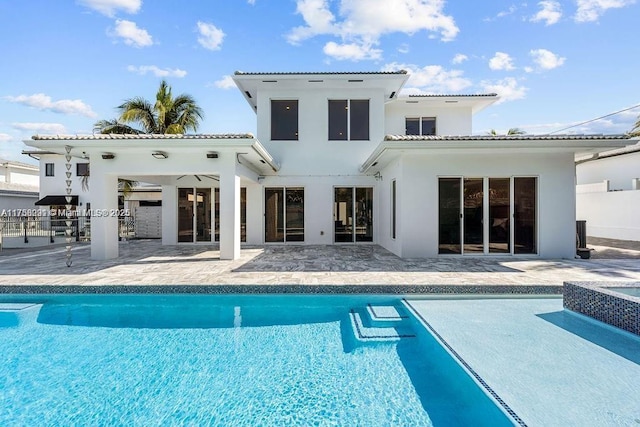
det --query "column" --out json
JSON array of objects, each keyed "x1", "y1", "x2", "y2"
[
  {"x1": 162, "y1": 185, "x2": 177, "y2": 245},
  {"x1": 90, "y1": 173, "x2": 119, "y2": 260},
  {"x1": 219, "y1": 161, "x2": 241, "y2": 260}
]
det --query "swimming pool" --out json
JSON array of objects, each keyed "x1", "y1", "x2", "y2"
[{"x1": 0, "y1": 295, "x2": 514, "y2": 426}]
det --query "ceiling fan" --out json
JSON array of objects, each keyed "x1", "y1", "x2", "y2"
[{"x1": 176, "y1": 175, "x2": 219, "y2": 182}]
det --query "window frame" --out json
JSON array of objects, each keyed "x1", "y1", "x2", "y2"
[
  {"x1": 270, "y1": 99, "x2": 299, "y2": 141},
  {"x1": 405, "y1": 116, "x2": 437, "y2": 136},
  {"x1": 45, "y1": 163, "x2": 55, "y2": 177},
  {"x1": 76, "y1": 163, "x2": 90, "y2": 177},
  {"x1": 328, "y1": 99, "x2": 370, "y2": 141}
]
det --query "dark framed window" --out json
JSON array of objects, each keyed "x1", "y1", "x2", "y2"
[
  {"x1": 45, "y1": 163, "x2": 54, "y2": 177},
  {"x1": 271, "y1": 100, "x2": 298, "y2": 140},
  {"x1": 76, "y1": 163, "x2": 89, "y2": 177},
  {"x1": 391, "y1": 180, "x2": 396, "y2": 239},
  {"x1": 406, "y1": 117, "x2": 436, "y2": 136},
  {"x1": 328, "y1": 99, "x2": 369, "y2": 141},
  {"x1": 328, "y1": 100, "x2": 348, "y2": 140}
]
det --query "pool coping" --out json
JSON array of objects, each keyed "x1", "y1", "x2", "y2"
[{"x1": 0, "y1": 284, "x2": 563, "y2": 294}]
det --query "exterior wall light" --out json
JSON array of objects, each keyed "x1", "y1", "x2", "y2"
[
  {"x1": 152, "y1": 151, "x2": 168, "y2": 159},
  {"x1": 206, "y1": 152, "x2": 219, "y2": 159},
  {"x1": 101, "y1": 153, "x2": 115, "y2": 160}
]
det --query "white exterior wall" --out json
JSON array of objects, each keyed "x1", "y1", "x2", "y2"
[
  {"x1": 377, "y1": 152, "x2": 576, "y2": 258},
  {"x1": 38, "y1": 154, "x2": 91, "y2": 207},
  {"x1": 385, "y1": 103, "x2": 472, "y2": 135},
  {"x1": 255, "y1": 88, "x2": 386, "y2": 176},
  {"x1": 576, "y1": 150, "x2": 640, "y2": 190},
  {"x1": 376, "y1": 158, "x2": 402, "y2": 255}
]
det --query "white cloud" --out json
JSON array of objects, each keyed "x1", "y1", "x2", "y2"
[
  {"x1": 489, "y1": 52, "x2": 515, "y2": 71},
  {"x1": 127, "y1": 65, "x2": 187, "y2": 78},
  {"x1": 197, "y1": 21, "x2": 225, "y2": 51},
  {"x1": 484, "y1": 5, "x2": 518, "y2": 21},
  {"x1": 323, "y1": 41, "x2": 382, "y2": 61},
  {"x1": 452, "y1": 53, "x2": 468, "y2": 64},
  {"x1": 77, "y1": 0, "x2": 141, "y2": 17},
  {"x1": 248, "y1": 0, "x2": 256, "y2": 3},
  {"x1": 11, "y1": 123, "x2": 68, "y2": 134},
  {"x1": 480, "y1": 78, "x2": 528, "y2": 104},
  {"x1": 531, "y1": 1, "x2": 562, "y2": 25},
  {"x1": 383, "y1": 62, "x2": 472, "y2": 93},
  {"x1": 287, "y1": 0, "x2": 459, "y2": 61},
  {"x1": 110, "y1": 19, "x2": 153, "y2": 48},
  {"x1": 214, "y1": 75, "x2": 236, "y2": 89},
  {"x1": 529, "y1": 48, "x2": 565, "y2": 70},
  {"x1": 575, "y1": 0, "x2": 635, "y2": 22},
  {"x1": 5, "y1": 94, "x2": 97, "y2": 118},
  {"x1": 0, "y1": 133, "x2": 13, "y2": 142},
  {"x1": 398, "y1": 43, "x2": 410, "y2": 54}
]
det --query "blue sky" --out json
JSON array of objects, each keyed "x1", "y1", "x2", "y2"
[{"x1": 1, "y1": 0, "x2": 639, "y2": 163}]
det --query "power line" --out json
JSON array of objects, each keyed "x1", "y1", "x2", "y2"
[{"x1": 547, "y1": 103, "x2": 640, "y2": 135}]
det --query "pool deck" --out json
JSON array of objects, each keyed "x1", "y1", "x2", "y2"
[{"x1": 0, "y1": 238, "x2": 639, "y2": 291}]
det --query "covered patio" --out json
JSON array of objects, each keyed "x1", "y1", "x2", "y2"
[{"x1": 27, "y1": 134, "x2": 279, "y2": 261}]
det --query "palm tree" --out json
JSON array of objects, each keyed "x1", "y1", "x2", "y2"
[
  {"x1": 94, "y1": 80, "x2": 204, "y2": 134},
  {"x1": 90, "y1": 81, "x2": 205, "y2": 195}
]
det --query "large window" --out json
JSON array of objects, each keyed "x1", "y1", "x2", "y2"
[
  {"x1": 406, "y1": 117, "x2": 436, "y2": 136},
  {"x1": 271, "y1": 100, "x2": 298, "y2": 140},
  {"x1": 328, "y1": 99, "x2": 369, "y2": 141},
  {"x1": 438, "y1": 177, "x2": 537, "y2": 255},
  {"x1": 45, "y1": 163, "x2": 54, "y2": 177},
  {"x1": 265, "y1": 187, "x2": 304, "y2": 242}
]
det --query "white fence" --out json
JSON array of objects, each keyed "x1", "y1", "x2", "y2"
[{"x1": 576, "y1": 181, "x2": 640, "y2": 241}]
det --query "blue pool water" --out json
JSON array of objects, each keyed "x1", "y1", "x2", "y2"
[{"x1": 0, "y1": 295, "x2": 513, "y2": 426}]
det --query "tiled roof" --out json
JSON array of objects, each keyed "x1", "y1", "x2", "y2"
[
  {"x1": 384, "y1": 134, "x2": 631, "y2": 141},
  {"x1": 31, "y1": 133, "x2": 255, "y2": 141},
  {"x1": 0, "y1": 158, "x2": 39, "y2": 169},
  {"x1": 234, "y1": 71, "x2": 407, "y2": 75},
  {"x1": 407, "y1": 93, "x2": 498, "y2": 98}
]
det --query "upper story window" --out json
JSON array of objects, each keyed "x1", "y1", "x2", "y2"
[
  {"x1": 406, "y1": 117, "x2": 436, "y2": 136},
  {"x1": 76, "y1": 163, "x2": 90, "y2": 177},
  {"x1": 271, "y1": 100, "x2": 298, "y2": 140},
  {"x1": 45, "y1": 163, "x2": 54, "y2": 177},
  {"x1": 329, "y1": 99, "x2": 369, "y2": 141}
]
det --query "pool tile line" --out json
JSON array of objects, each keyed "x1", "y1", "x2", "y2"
[
  {"x1": 402, "y1": 298, "x2": 528, "y2": 427},
  {"x1": 0, "y1": 284, "x2": 563, "y2": 295}
]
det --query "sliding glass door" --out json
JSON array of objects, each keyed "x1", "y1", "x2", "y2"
[
  {"x1": 177, "y1": 187, "x2": 212, "y2": 243},
  {"x1": 438, "y1": 177, "x2": 537, "y2": 255},
  {"x1": 489, "y1": 178, "x2": 510, "y2": 253},
  {"x1": 514, "y1": 177, "x2": 537, "y2": 254},
  {"x1": 334, "y1": 187, "x2": 373, "y2": 243},
  {"x1": 438, "y1": 178, "x2": 461, "y2": 254},
  {"x1": 265, "y1": 187, "x2": 304, "y2": 243},
  {"x1": 463, "y1": 178, "x2": 484, "y2": 253}
]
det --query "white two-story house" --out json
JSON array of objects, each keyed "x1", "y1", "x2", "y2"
[{"x1": 25, "y1": 70, "x2": 632, "y2": 260}]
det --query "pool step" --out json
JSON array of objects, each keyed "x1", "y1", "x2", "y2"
[
  {"x1": 366, "y1": 304, "x2": 407, "y2": 323},
  {"x1": 0, "y1": 303, "x2": 42, "y2": 327},
  {"x1": 349, "y1": 308, "x2": 415, "y2": 343}
]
